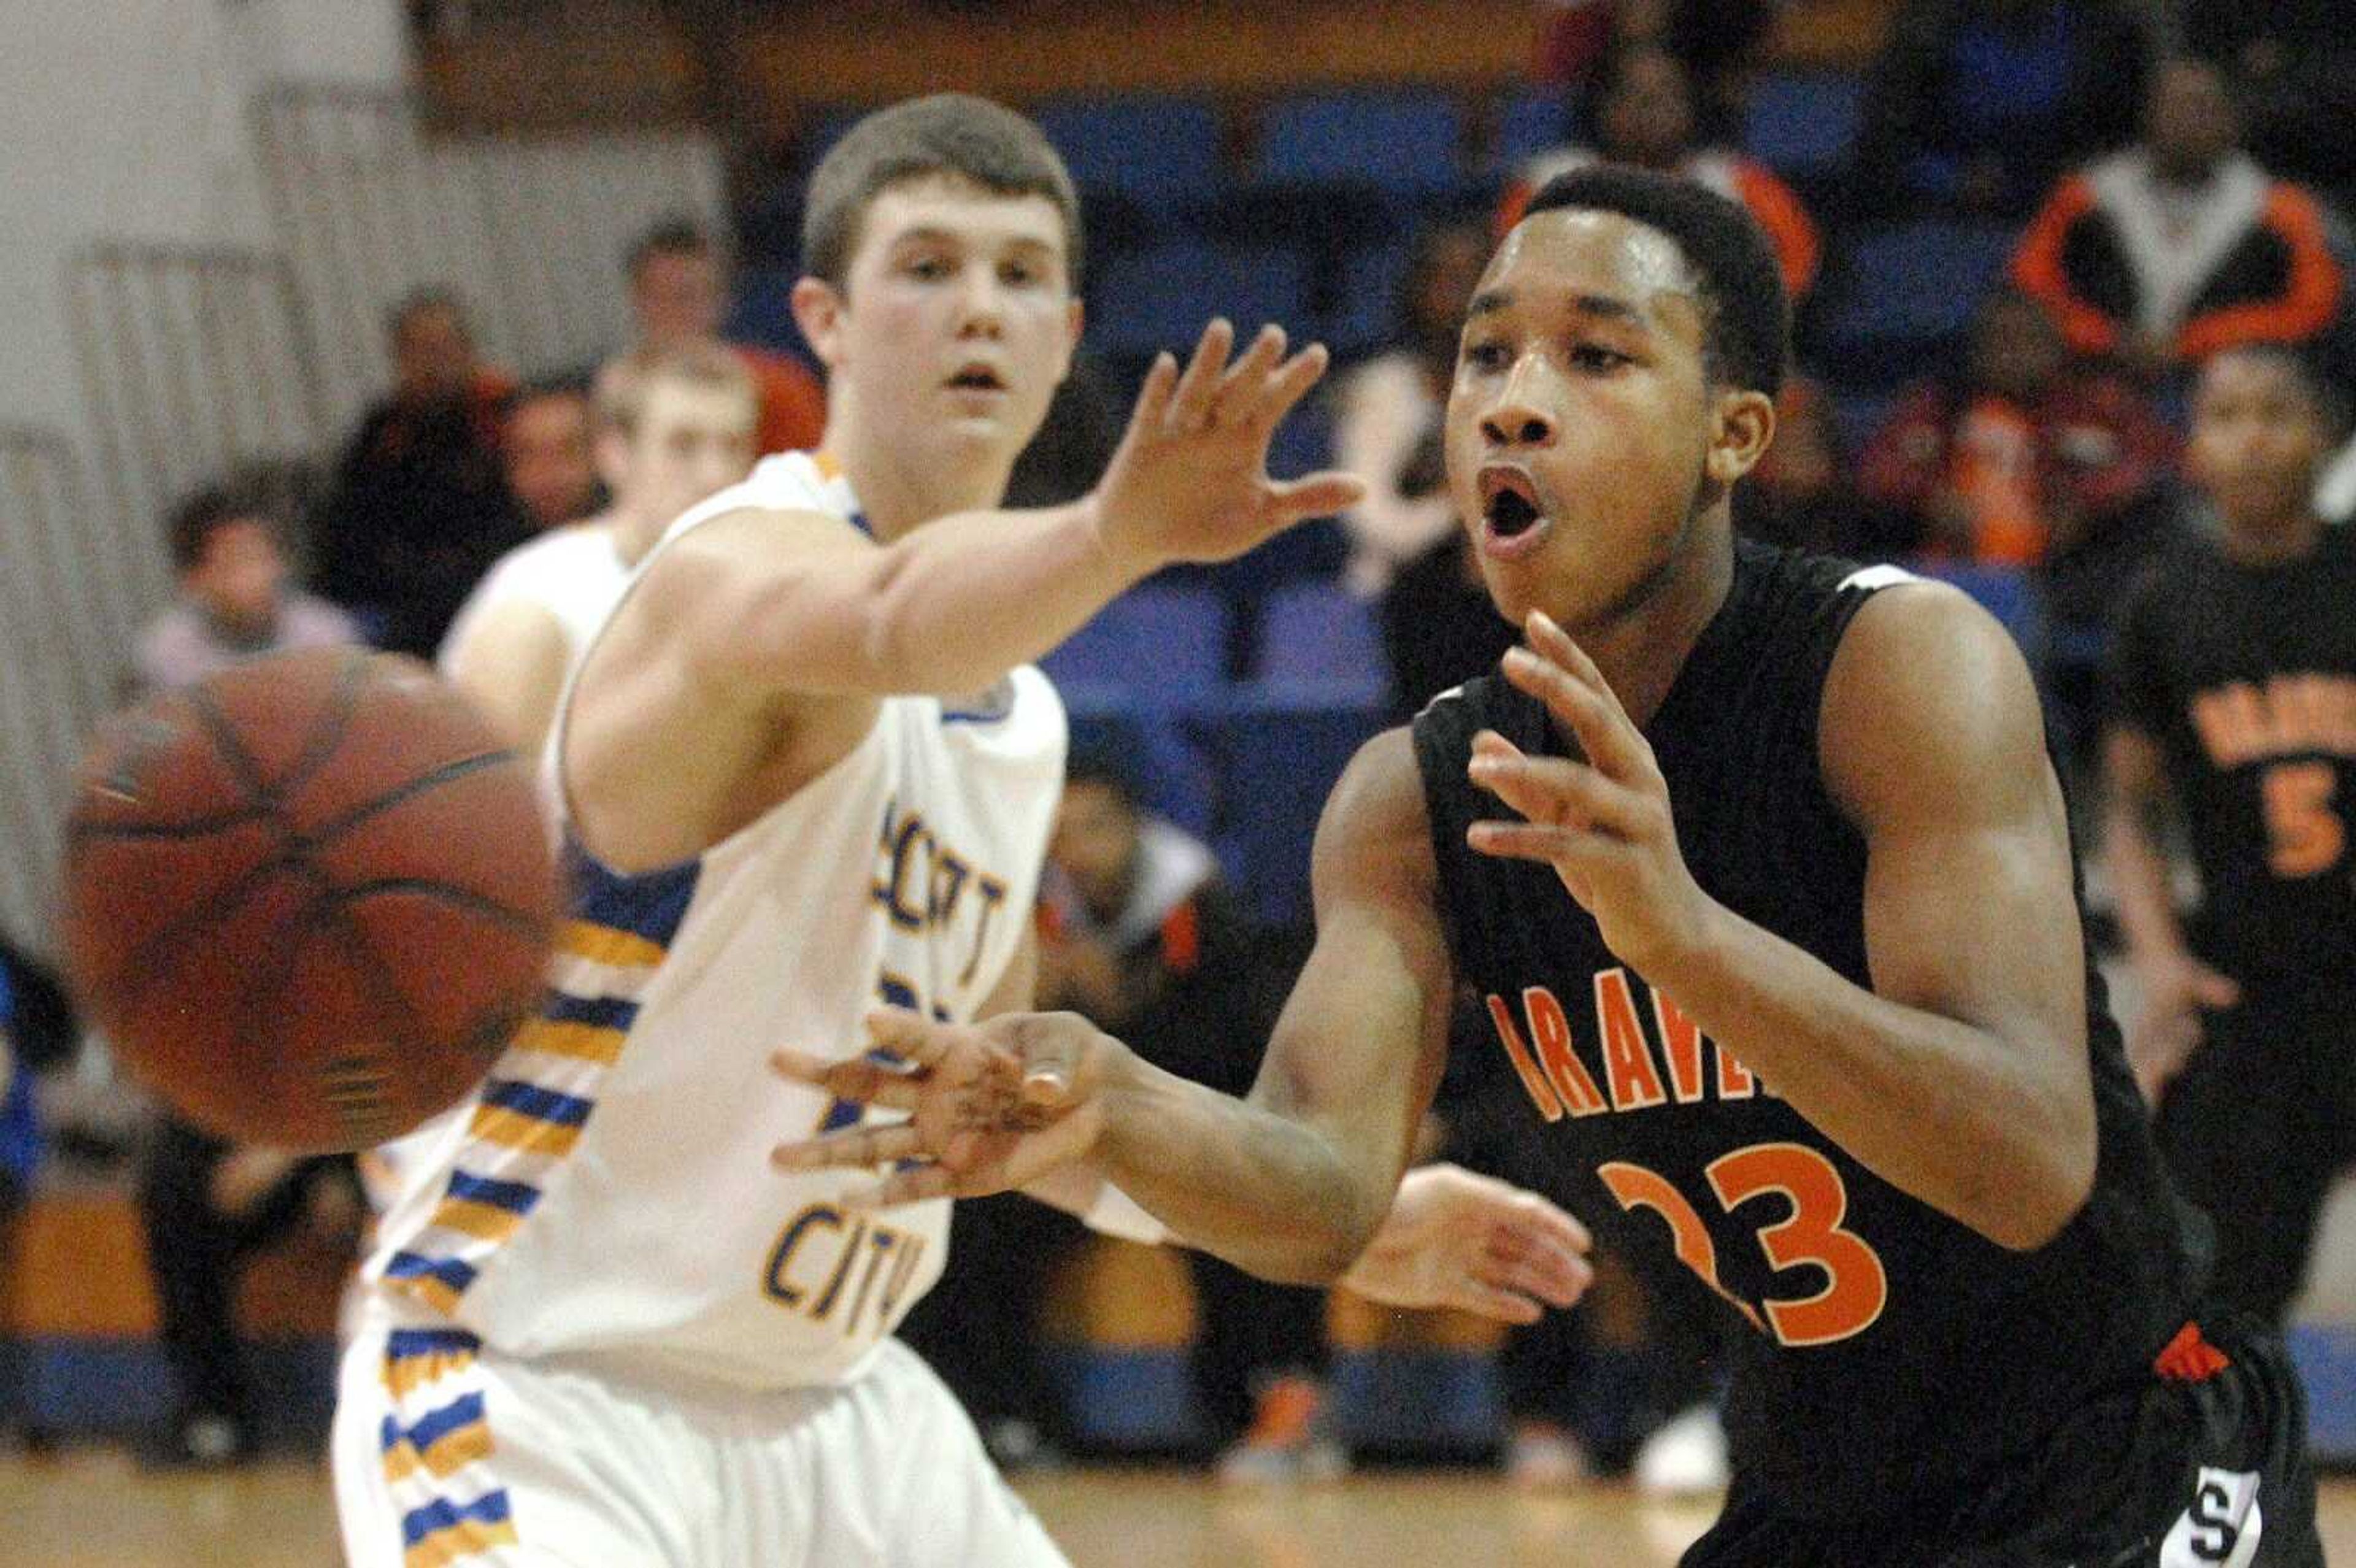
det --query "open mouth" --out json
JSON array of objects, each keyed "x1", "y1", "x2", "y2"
[
  {"x1": 946, "y1": 365, "x2": 1007, "y2": 393},
  {"x1": 1479, "y1": 469, "x2": 1545, "y2": 539}
]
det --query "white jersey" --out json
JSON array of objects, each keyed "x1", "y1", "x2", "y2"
[
  {"x1": 360, "y1": 451, "x2": 1067, "y2": 1392},
  {"x1": 434, "y1": 521, "x2": 632, "y2": 678}
]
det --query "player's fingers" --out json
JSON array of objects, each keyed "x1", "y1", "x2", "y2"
[
  {"x1": 1166, "y1": 318, "x2": 1235, "y2": 431},
  {"x1": 769, "y1": 1120, "x2": 925, "y2": 1175},
  {"x1": 1469, "y1": 751, "x2": 1649, "y2": 837},
  {"x1": 768, "y1": 1049, "x2": 925, "y2": 1111},
  {"x1": 1266, "y1": 470, "x2": 1368, "y2": 523},
  {"x1": 1011, "y1": 1023, "x2": 1088, "y2": 1107},
  {"x1": 844, "y1": 1161, "x2": 964, "y2": 1212},
  {"x1": 1466, "y1": 819, "x2": 1622, "y2": 871},
  {"x1": 1442, "y1": 1280, "x2": 1546, "y2": 1326},
  {"x1": 1215, "y1": 323, "x2": 1288, "y2": 408},
  {"x1": 1488, "y1": 1221, "x2": 1595, "y2": 1307},
  {"x1": 2192, "y1": 970, "x2": 2241, "y2": 1009},
  {"x1": 1523, "y1": 610, "x2": 1628, "y2": 720},
  {"x1": 861, "y1": 1007, "x2": 969, "y2": 1069},
  {"x1": 1251, "y1": 341, "x2": 1334, "y2": 430},
  {"x1": 1125, "y1": 351, "x2": 1180, "y2": 439},
  {"x1": 1499, "y1": 645, "x2": 1654, "y2": 786}
]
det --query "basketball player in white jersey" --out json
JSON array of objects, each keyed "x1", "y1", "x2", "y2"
[
  {"x1": 437, "y1": 343, "x2": 760, "y2": 756},
  {"x1": 336, "y1": 96, "x2": 1591, "y2": 1568}
]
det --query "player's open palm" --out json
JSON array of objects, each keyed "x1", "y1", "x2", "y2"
[
  {"x1": 1342, "y1": 1163, "x2": 1595, "y2": 1324},
  {"x1": 1465, "y1": 611, "x2": 1715, "y2": 975},
  {"x1": 1093, "y1": 319, "x2": 1365, "y2": 565},
  {"x1": 769, "y1": 1009, "x2": 1110, "y2": 1207}
]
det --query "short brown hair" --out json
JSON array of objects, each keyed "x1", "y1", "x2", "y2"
[
  {"x1": 593, "y1": 342, "x2": 758, "y2": 437},
  {"x1": 801, "y1": 94, "x2": 1082, "y2": 292},
  {"x1": 166, "y1": 480, "x2": 280, "y2": 574}
]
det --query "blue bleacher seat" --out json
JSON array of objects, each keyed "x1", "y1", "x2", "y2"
[
  {"x1": 1064, "y1": 708, "x2": 1217, "y2": 840},
  {"x1": 1090, "y1": 240, "x2": 1314, "y2": 363},
  {"x1": 1255, "y1": 582, "x2": 1388, "y2": 695},
  {"x1": 1032, "y1": 95, "x2": 1225, "y2": 213},
  {"x1": 1251, "y1": 91, "x2": 1467, "y2": 201},
  {"x1": 1818, "y1": 223, "x2": 2017, "y2": 386},
  {"x1": 1321, "y1": 235, "x2": 1418, "y2": 361},
  {"x1": 1492, "y1": 83, "x2": 1574, "y2": 177},
  {"x1": 1196, "y1": 688, "x2": 1390, "y2": 928},
  {"x1": 1741, "y1": 71, "x2": 1865, "y2": 183},
  {"x1": 1037, "y1": 586, "x2": 1230, "y2": 709}
]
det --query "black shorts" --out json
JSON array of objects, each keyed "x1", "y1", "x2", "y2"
[
  {"x1": 2155, "y1": 992, "x2": 2356, "y2": 1324},
  {"x1": 1681, "y1": 1318, "x2": 2320, "y2": 1567}
]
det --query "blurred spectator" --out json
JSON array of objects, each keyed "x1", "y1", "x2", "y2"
[
  {"x1": 1846, "y1": 0, "x2": 2157, "y2": 221},
  {"x1": 1503, "y1": 42, "x2": 1819, "y2": 304},
  {"x1": 135, "y1": 481, "x2": 360, "y2": 696},
  {"x1": 314, "y1": 289, "x2": 528, "y2": 658},
  {"x1": 1735, "y1": 375, "x2": 1882, "y2": 558},
  {"x1": 2182, "y1": 0, "x2": 2356, "y2": 203},
  {"x1": 501, "y1": 378, "x2": 602, "y2": 533},
  {"x1": 1039, "y1": 750, "x2": 1339, "y2": 1482},
  {"x1": 1530, "y1": 0, "x2": 1780, "y2": 121},
  {"x1": 129, "y1": 547, "x2": 365, "y2": 1469},
  {"x1": 2009, "y1": 56, "x2": 2345, "y2": 380},
  {"x1": 440, "y1": 343, "x2": 758, "y2": 756},
  {"x1": 2101, "y1": 342, "x2": 2356, "y2": 1326},
  {"x1": 1333, "y1": 220, "x2": 1488, "y2": 597},
  {"x1": 1855, "y1": 288, "x2": 2178, "y2": 566},
  {"x1": 135, "y1": 1123, "x2": 361, "y2": 1467},
  {"x1": 627, "y1": 217, "x2": 828, "y2": 458}
]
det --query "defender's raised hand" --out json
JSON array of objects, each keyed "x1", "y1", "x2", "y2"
[
  {"x1": 1466, "y1": 610, "x2": 1716, "y2": 974},
  {"x1": 1091, "y1": 320, "x2": 1365, "y2": 566},
  {"x1": 770, "y1": 1009, "x2": 1112, "y2": 1209}
]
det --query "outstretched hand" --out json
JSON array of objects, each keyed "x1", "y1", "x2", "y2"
[
  {"x1": 1344, "y1": 1163, "x2": 1593, "y2": 1324},
  {"x1": 770, "y1": 1009, "x2": 1111, "y2": 1209},
  {"x1": 1092, "y1": 319, "x2": 1365, "y2": 567},
  {"x1": 1466, "y1": 611, "x2": 1715, "y2": 975}
]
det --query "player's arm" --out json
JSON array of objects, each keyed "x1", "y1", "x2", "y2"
[
  {"x1": 645, "y1": 323, "x2": 1360, "y2": 702},
  {"x1": 1469, "y1": 599, "x2": 2096, "y2": 1251},
  {"x1": 2100, "y1": 723, "x2": 2237, "y2": 1097},
  {"x1": 775, "y1": 731, "x2": 1457, "y2": 1284},
  {"x1": 440, "y1": 598, "x2": 573, "y2": 757}
]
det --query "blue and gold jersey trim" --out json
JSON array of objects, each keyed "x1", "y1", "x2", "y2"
[
  {"x1": 383, "y1": 846, "x2": 699, "y2": 1322},
  {"x1": 375, "y1": 1328, "x2": 516, "y2": 1567}
]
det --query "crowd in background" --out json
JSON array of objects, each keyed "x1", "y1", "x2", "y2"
[{"x1": 4, "y1": 0, "x2": 2355, "y2": 1501}]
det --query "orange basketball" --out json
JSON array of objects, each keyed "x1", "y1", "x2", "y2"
[{"x1": 57, "y1": 646, "x2": 560, "y2": 1152}]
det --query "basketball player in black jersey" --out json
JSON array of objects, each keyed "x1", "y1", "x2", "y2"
[
  {"x1": 2106, "y1": 342, "x2": 2356, "y2": 1334},
  {"x1": 775, "y1": 167, "x2": 2322, "y2": 1562}
]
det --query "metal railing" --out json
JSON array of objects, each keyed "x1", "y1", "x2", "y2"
[
  {"x1": 0, "y1": 428, "x2": 131, "y2": 955},
  {"x1": 252, "y1": 81, "x2": 725, "y2": 428}
]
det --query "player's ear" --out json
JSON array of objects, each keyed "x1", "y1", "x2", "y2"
[
  {"x1": 1707, "y1": 386, "x2": 1776, "y2": 486},
  {"x1": 791, "y1": 277, "x2": 848, "y2": 372}
]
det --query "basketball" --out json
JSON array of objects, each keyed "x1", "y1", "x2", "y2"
[{"x1": 56, "y1": 645, "x2": 561, "y2": 1153}]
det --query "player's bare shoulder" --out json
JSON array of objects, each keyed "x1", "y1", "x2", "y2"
[
  {"x1": 1819, "y1": 573, "x2": 2052, "y2": 830},
  {"x1": 1312, "y1": 725, "x2": 1441, "y2": 915}
]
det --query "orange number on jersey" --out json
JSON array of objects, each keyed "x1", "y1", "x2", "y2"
[
  {"x1": 1706, "y1": 1143, "x2": 1890, "y2": 1348},
  {"x1": 2262, "y1": 761, "x2": 2344, "y2": 879},
  {"x1": 1596, "y1": 1162, "x2": 1765, "y2": 1334},
  {"x1": 1600, "y1": 1144, "x2": 1887, "y2": 1348}
]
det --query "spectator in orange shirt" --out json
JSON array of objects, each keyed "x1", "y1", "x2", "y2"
[
  {"x1": 1500, "y1": 42, "x2": 1819, "y2": 304},
  {"x1": 2010, "y1": 56, "x2": 2344, "y2": 381},
  {"x1": 627, "y1": 217, "x2": 828, "y2": 458},
  {"x1": 1857, "y1": 289, "x2": 2179, "y2": 569}
]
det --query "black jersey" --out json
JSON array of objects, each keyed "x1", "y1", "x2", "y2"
[
  {"x1": 2109, "y1": 528, "x2": 2356, "y2": 996},
  {"x1": 1412, "y1": 540, "x2": 2204, "y2": 1524}
]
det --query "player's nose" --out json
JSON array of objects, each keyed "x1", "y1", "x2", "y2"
[{"x1": 1479, "y1": 356, "x2": 1558, "y2": 448}]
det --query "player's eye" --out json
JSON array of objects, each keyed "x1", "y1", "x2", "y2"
[
  {"x1": 999, "y1": 261, "x2": 1039, "y2": 287},
  {"x1": 1462, "y1": 340, "x2": 1511, "y2": 372},
  {"x1": 1569, "y1": 344, "x2": 1631, "y2": 372},
  {"x1": 905, "y1": 255, "x2": 953, "y2": 282}
]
